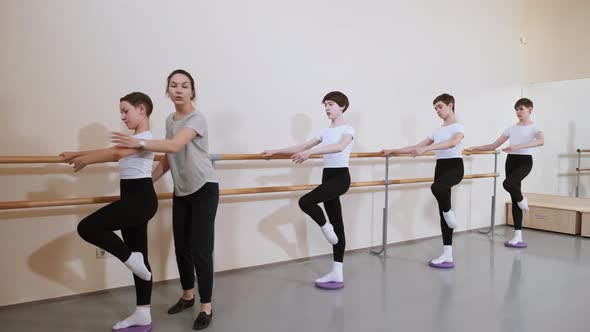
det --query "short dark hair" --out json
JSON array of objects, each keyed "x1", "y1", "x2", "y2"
[
  {"x1": 120, "y1": 92, "x2": 153, "y2": 116},
  {"x1": 514, "y1": 98, "x2": 533, "y2": 110},
  {"x1": 167, "y1": 69, "x2": 196, "y2": 101},
  {"x1": 322, "y1": 91, "x2": 349, "y2": 112},
  {"x1": 433, "y1": 93, "x2": 455, "y2": 112}
]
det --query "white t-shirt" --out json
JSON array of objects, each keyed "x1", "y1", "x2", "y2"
[
  {"x1": 119, "y1": 131, "x2": 156, "y2": 179},
  {"x1": 503, "y1": 124, "x2": 542, "y2": 155},
  {"x1": 428, "y1": 123, "x2": 464, "y2": 159},
  {"x1": 315, "y1": 125, "x2": 355, "y2": 168}
]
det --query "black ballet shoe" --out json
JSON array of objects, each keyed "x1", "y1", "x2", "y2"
[
  {"x1": 193, "y1": 311, "x2": 213, "y2": 330},
  {"x1": 167, "y1": 297, "x2": 195, "y2": 314}
]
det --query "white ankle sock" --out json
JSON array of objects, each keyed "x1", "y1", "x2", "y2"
[
  {"x1": 113, "y1": 306, "x2": 151, "y2": 330},
  {"x1": 517, "y1": 197, "x2": 529, "y2": 212},
  {"x1": 442, "y1": 209, "x2": 458, "y2": 229},
  {"x1": 315, "y1": 261, "x2": 343, "y2": 283},
  {"x1": 321, "y1": 223, "x2": 339, "y2": 245},
  {"x1": 508, "y1": 230, "x2": 523, "y2": 245},
  {"x1": 124, "y1": 252, "x2": 151, "y2": 281},
  {"x1": 431, "y1": 245, "x2": 453, "y2": 264}
]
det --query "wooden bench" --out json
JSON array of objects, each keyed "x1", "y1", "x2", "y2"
[{"x1": 506, "y1": 193, "x2": 590, "y2": 235}]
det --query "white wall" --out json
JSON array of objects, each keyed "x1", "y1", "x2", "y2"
[
  {"x1": 523, "y1": 0, "x2": 590, "y2": 83},
  {"x1": 522, "y1": 79, "x2": 590, "y2": 197},
  {"x1": 0, "y1": 0, "x2": 524, "y2": 306}
]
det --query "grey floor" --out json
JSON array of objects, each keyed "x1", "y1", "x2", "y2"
[{"x1": 2, "y1": 226, "x2": 590, "y2": 332}]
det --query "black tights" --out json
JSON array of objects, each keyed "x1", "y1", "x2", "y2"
[
  {"x1": 503, "y1": 155, "x2": 533, "y2": 230},
  {"x1": 299, "y1": 168, "x2": 350, "y2": 262},
  {"x1": 77, "y1": 178, "x2": 157, "y2": 305},
  {"x1": 431, "y1": 158, "x2": 464, "y2": 245}
]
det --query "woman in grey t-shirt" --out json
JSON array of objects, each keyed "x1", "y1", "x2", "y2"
[{"x1": 112, "y1": 70, "x2": 218, "y2": 330}]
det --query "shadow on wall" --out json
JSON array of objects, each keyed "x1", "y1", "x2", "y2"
[
  {"x1": 388, "y1": 114, "x2": 436, "y2": 242},
  {"x1": 25, "y1": 123, "x2": 117, "y2": 292},
  {"x1": 256, "y1": 113, "x2": 314, "y2": 259}
]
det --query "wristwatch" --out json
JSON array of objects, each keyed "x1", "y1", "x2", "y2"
[{"x1": 138, "y1": 140, "x2": 147, "y2": 148}]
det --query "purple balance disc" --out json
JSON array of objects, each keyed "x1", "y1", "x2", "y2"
[
  {"x1": 504, "y1": 241, "x2": 527, "y2": 248},
  {"x1": 428, "y1": 261, "x2": 455, "y2": 269},
  {"x1": 315, "y1": 281, "x2": 345, "y2": 290},
  {"x1": 113, "y1": 324, "x2": 152, "y2": 332}
]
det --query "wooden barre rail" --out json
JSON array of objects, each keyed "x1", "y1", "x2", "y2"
[
  {"x1": 577, "y1": 149, "x2": 590, "y2": 153},
  {"x1": 0, "y1": 150, "x2": 497, "y2": 164},
  {"x1": 217, "y1": 150, "x2": 496, "y2": 160},
  {"x1": 0, "y1": 155, "x2": 167, "y2": 164},
  {"x1": 0, "y1": 173, "x2": 497, "y2": 210},
  {"x1": 576, "y1": 168, "x2": 590, "y2": 172}
]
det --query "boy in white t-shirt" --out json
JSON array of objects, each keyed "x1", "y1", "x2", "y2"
[
  {"x1": 262, "y1": 91, "x2": 354, "y2": 290},
  {"x1": 467, "y1": 98, "x2": 544, "y2": 248},
  {"x1": 60, "y1": 92, "x2": 157, "y2": 331},
  {"x1": 382, "y1": 93, "x2": 464, "y2": 269}
]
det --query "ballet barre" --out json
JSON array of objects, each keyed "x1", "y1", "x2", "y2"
[
  {"x1": 0, "y1": 150, "x2": 499, "y2": 257},
  {"x1": 0, "y1": 155, "x2": 166, "y2": 164},
  {"x1": 0, "y1": 153, "x2": 380, "y2": 164},
  {"x1": 575, "y1": 149, "x2": 590, "y2": 197},
  {"x1": 369, "y1": 150, "x2": 500, "y2": 257},
  {"x1": 0, "y1": 150, "x2": 492, "y2": 164},
  {"x1": 0, "y1": 173, "x2": 496, "y2": 210}
]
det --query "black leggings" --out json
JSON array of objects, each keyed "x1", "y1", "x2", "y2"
[
  {"x1": 431, "y1": 158, "x2": 464, "y2": 246},
  {"x1": 172, "y1": 182, "x2": 219, "y2": 304},
  {"x1": 77, "y1": 178, "x2": 158, "y2": 306},
  {"x1": 503, "y1": 155, "x2": 533, "y2": 230},
  {"x1": 299, "y1": 168, "x2": 351, "y2": 263}
]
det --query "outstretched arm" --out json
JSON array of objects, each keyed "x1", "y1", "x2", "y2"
[
  {"x1": 261, "y1": 137, "x2": 322, "y2": 158},
  {"x1": 421, "y1": 132, "x2": 464, "y2": 153},
  {"x1": 291, "y1": 135, "x2": 353, "y2": 163},
  {"x1": 466, "y1": 134, "x2": 508, "y2": 151},
  {"x1": 59, "y1": 147, "x2": 139, "y2": 172},
  {"x1": 111, "y1": 127, "x2": 197, "y2": 153},
  {"x1": 381, "y1": 137, "x2": 434, "y2": 156}
]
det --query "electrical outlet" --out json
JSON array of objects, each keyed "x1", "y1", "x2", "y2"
[{"x1": 96, "y1": 248, "x2": 113, "y2": 259}]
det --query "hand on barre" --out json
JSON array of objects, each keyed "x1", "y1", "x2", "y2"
[
  {"x1": 411, "y1": 147, "x2": 428, "y2": 157},
  {"x1": 59, "y1": 151, "x2": 88, "y2": 172},
  {"x1": 59, "y1": 151, "x2": 88, "y2": 171},
  {"x1": 70, "y1": 156, "x2": 89, "y2": 172},
  {"x1": 381, "y1": 147, "x2": 426, "y2": 157},
  {"x1": 261, "y1": 150, "x2": 275, "y2": 159},
  {"x1": 380, "y1": 149, "x2": 397, "y2": 157},
  {"x1": 59, "y1": 151, "x2": 82, "y2": 163},
  {"x1": 291, "y1": 150, "x2": 311, "y2": 163}
]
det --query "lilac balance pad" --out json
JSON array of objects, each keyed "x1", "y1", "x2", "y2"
[
  {"x1": 428, "y1": 261, "x2": 455, "y2": 269},
  {"x1": 113, "y1": 324, "x2": 152, "y2": 332},
  {"x1": 315, "y1": 281, "x2": 345, "y2": 290},
  {"x1": 504, "y1": 241, "x2": 527, "y2": 248}
]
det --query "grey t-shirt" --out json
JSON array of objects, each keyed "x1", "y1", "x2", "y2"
[{"x1": 166, "y1": 110, "x2": 218, "y2": 196}]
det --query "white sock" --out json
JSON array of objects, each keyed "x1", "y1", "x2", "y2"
[
  {"x1": 508, "y1": 230, "x2": 523, "y2": 245},
  {"x1": 517, "y1": 197, "x2": 529, "y2": 212},
  {"x1": 315, "y1": 261, "x2": 343, "y2": 283},
  {"x1": 321, "y1": 223, "x2": 339, "y2": 245},
  {"x1": 124, "y1": 252, "x2": 151, "y2": 281},
  {"x1": 113, "y1": 306, "x2": 151, "y2": 330},
  {"x1": 431, "y1": 245, "x2": 453, "y2": 264},
  {"x1": 442, "y1": 209, "x2": 458, "y2": 229}
]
